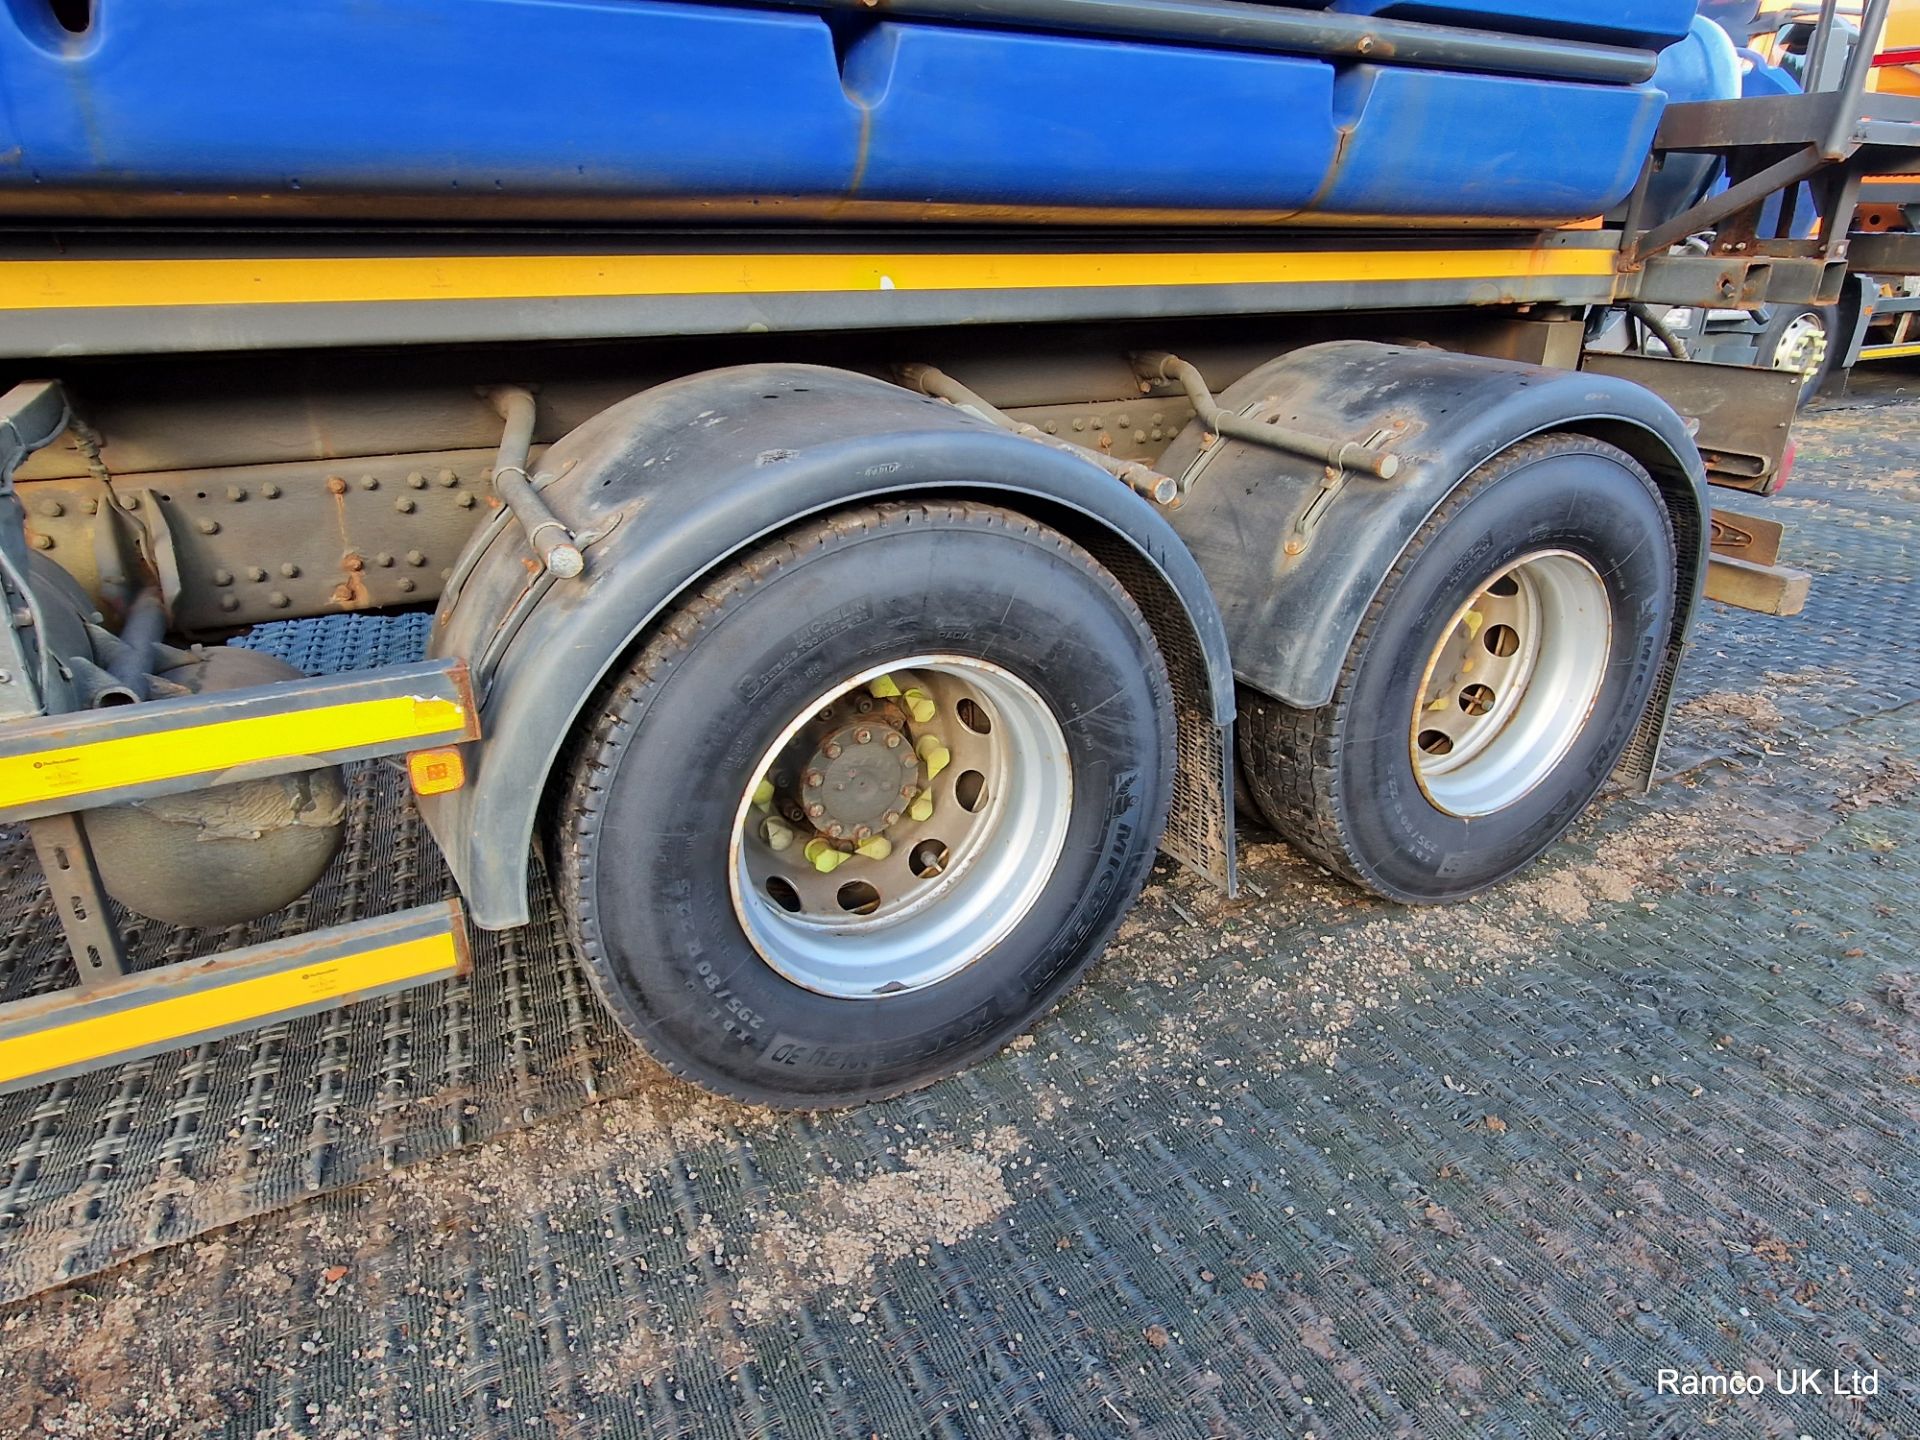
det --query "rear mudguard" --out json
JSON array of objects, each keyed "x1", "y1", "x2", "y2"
[
  {"x1": 1158, "y1": 340, "x2": 1709, "y2": 780},
  {"x1": 423, "y1": 364, "x2": 1235, "y2": 929}
]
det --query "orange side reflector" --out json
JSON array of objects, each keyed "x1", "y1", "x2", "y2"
[{"x1": 408, "y1": 747, "x2": 467, "y2": 796}]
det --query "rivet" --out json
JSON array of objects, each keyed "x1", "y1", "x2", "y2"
[
  {"x1": 407, "y1": 471, "x2": 428, "y2": 490},
  {"x1": 1092, "y1": 416, "x2": 1105, "y2": 429},
  {"x1": 262, "y1": 483, "x2": 282, "y2": 499},
  {"x1": 375, "y1": 552, "x2": 395, "y2": 568},
  {"x1": 406, "y1": 549, "x2": 426, "y2": 567},
  {"x1": 212, "y1": 568, "x2": 234, "y2": 586},
  {"x1": 197, "y1": 518, "x2": 221, "y2": 535},
  {"x1": 359, "y1": 475, "x2": 379, "y2": 491},
  {"x1": 398, "y1": 577, "x2": 416, "y2": 593},
  {"x1": 82, "y1": 499, "x2": 99, "y2": 514},
  {"x1": 1072, "y1": 419, "x2": 1086, "y2": 432},
  {"x1": 1117, "y1": 414, "x2": 1131, "y2": 428},
  {"x1": 220, "y1": 595, "x2": 240, "y2": 612},
  {"x1": 1134, "y1": 430, "x2": 1147, "y2": 444},
  {"x1": 457, "y1": 493, "x2": 477, "y2": 509},
  {"x1": 437, "y1": 469, "x2": 459, "y2": 487},
  {"x1": 227, "y1": 485, "x2": 247, "y2": 502},
  {"x1": 395, "y1": 498, "x2": 416, "y2": 514},
  {"x1": 267, "y1": 591, "x2": 290, "y2": 609},
  {"x1": 326, "y1": 475, "x2": 347, "y2": 495},
  {"x1": 1044, "y1": 421, "x2": 1058, "y2": 434},
  {"x1": 246, "y1": 566, "x2": 267, "y2": 582},
  {"x1": 30, "y1": 533, "x2": 53, "y2": 550},
  {"x1": 280, "y1": 562, "x2": 300, "y2": 578},
  {"x1": 119, "y1": 493, "x2": 141, "y2": 510},
  {"x1": 36, "y1": 499, "x2": 63, "y2": 518}
]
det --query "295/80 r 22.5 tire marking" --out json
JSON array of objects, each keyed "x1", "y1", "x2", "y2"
[{"x1": 554, "y1": 501, "x2": 1174, "y2": 1108}]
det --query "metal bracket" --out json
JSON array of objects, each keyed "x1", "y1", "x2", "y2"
[{"x1": 27, "y1": 812, "x2": 128, "y2": 987}]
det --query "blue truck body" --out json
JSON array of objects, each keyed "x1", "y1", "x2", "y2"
[{"x1": 0, "y1": 0, "x2": 1717, "y2": 225}]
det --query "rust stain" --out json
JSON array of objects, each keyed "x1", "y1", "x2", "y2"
[{"x1": 332, "y1": 550, "x2": 370, "y2": 610}]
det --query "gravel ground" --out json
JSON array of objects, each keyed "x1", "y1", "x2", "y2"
[{"x1": 1, "y1": 368, "x2": 1917, "y2": 1439}]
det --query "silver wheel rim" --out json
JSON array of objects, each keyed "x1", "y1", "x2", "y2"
[
  {"x1": 1771, "y1": 312, "x2": 1828, "y2": 378},
  {"x1": 728, "y1": 656, "x2": 1072, "y2": 999},
  {"x1": 1410, "y1": 550, "x2": 1612, "y2": 818}
]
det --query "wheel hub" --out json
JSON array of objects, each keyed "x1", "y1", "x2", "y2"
[
  {"x1": 1410, "y1": 549, "x2": 1612, "y2": 818},
  {"x1": 800, "y1": 721, "x2": 920, "y2": 838}
]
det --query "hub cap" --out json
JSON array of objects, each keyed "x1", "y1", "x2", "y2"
[
  {"x1": 1770, "y1": 312, "x2": 1829, "y2": 379},
  {"x1": 1410, "y1": 550, "x2": 1612, "y2": 818},
  {"x1": 729, "y1": 657, "x2": 1072, "y2": 999}
]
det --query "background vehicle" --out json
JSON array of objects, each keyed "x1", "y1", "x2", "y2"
[{"x1": 0, "y1": 0, "x2": 1912, "y2": 1107}]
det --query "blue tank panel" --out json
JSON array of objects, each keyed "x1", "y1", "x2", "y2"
[
  {"x1": 841, "y1": 25, "x2": 1339, "y2": 209},
  {"x1": 1313, "y1": 65, "x2": 1665, "y2": 218},
  {"x1": 0, "y1": 0, "x2": 1687, "y2": 225},
  {"x1": 1326, "y1": 1, "x2": 1699, "y2": 50},
  {"x1": 0, "y1": 0, "x2": 864, "y2": 195}
]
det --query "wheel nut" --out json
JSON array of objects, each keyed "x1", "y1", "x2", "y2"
[
  {"x1": 883, "y1": 732, "x2": 902, "y2": 749},
  {"x1": 807, "y1": 802, "x2": 826, "y2": 818},
  {"x1": 853, "y1": 825, "x2": 872, "y2": 841},
  {"x1": 805, "y1": 769, "x2": 825, "y2": 788},
  {"x1": 825, "y1": 822, "x2": 844, "y2": 838},
  {"x1": 883, "y1": 810, "x2": 901, "y2": 827},
  {"x1": 824, "y1": 742, "x2": 842, "y2": 760},
  {"x1": 854, "y1": 728, "x2": 872, "y2": 744}
]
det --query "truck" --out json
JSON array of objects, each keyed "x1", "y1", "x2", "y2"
[{"x1": 1, "y1": 0, "x2": 1914, "y2": 1108}]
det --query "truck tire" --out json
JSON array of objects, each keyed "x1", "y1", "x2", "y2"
[
  {"x1": 1761, "y1": 303, "x2": 1835, "y2": 407},
  {"x1": 1239, "y1": 433, "x2": 1675, "y2": 903},
  {"x1": 554, "y1": 500, "x2": 1173, "y2": 1106}
]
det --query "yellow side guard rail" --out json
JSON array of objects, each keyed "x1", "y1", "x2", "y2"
[
  {"x1": 0, "y1": 658, "x2": 479, "y2": 824},
  {"x1": 0, "y1": 901, "x2": 470, "y2": 1094}
]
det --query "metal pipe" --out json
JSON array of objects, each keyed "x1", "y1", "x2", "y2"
[
  {"x1": 484, "y1": 387, "x2": 584, "y2": 580},
  {"x1": 899, "y1": 364, "x2": 1180, "y2": 506},
  {"x1": 1628, "y1": 303, "x2": 1692, "y2": 362},
  {"x1": 1821, "y1": 0, "x2": 1893, "y2": 160},
  {"x1": 1135, "y1": 352, "x2": 1401, "y2": 480},
  {"x1": 736, "y1": 0, "x2": 1658, "y2": 84},
  {"x1": 108, "y1": 590, "x2": 166, "y2": 697}
]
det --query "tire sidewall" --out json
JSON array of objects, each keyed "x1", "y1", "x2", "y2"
[
  {"x1": 572, "y1": 514, "x2": 1171, "y2": 1104},
  {"x1": 1333, "y1": 443, "x2": 1675, "y2": 900}
]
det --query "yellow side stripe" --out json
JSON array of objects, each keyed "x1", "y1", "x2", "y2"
[
  {"x1": 1861, "y1": 341, "x2": 1920, "y2": 359},
  {"x1": 0, "y1": 694, "x2": 468, "y2": 811},
  {"x1": 0, "y1": 931, "x2": 459, "y2": 1086},
  {"x1": 0, "y1": 247, "x2": 1618, "y2": 311}
]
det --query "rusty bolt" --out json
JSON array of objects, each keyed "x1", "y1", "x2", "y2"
[
  {"x1": 227, "y1": 485, "x2": 246, "y2": 502},
  {"x1": 406, "y1": 549, "x2": 427, "y2": 567},
  {"x1": 805, "y1": 769, "x2": 825, "y2": 788},
  {"x1": 326, "y1": 475, "x2": 347, "y2": 495},
  {"x1": 1283, "y1": 538, "x2": 1306, "y2": 557},
  {"x1": 280, "y1": 562, "x2": 300, "y2": 578},
  {"x1": 883, "y1": 731, "x2": 902, "y2": 749},
  {"x1": 407, "y1": 471, "x2": 428, "y2": 490},
  {"x1": 806, "y1": 802, "x2": 826, "y2": 818},
  {"x1": 342, "y1": 553, "x2": 365, "y2": 573},
  {"x1": 212, "y1": 569, "x2": 234, "y2": 587},
  {"x1": 395, "y1": 498, "x2": 416, "y2": 514},
  {"x1": 359, "y1": 475, "x2": 379, "y2": 491},
  {"x1": 220, "y1": 595, "x2": 240, "y2": 612},
  {"x1": 197, "y1": 518, "x2": 221, "y2": 535},
  {"x1": 262, "y1": 483, "x2": 282, "y2": 499},
  {"x1": 246, "y1": 566, "x2": 268, "y2": 582},
  {"x1": 854, "y1": 727, "x2": 872, "y2": 744},
  {"x1": 267, "y1": 591, "x2": 291, "y2": 609}
]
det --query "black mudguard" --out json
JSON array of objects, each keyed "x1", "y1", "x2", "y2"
[
  {"x1": 422, "y1": 364, "x2": 1235, "y2": 929},
  {"x1": 1158, "y1": 341, "x2": 1709, "y2": 778}
]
